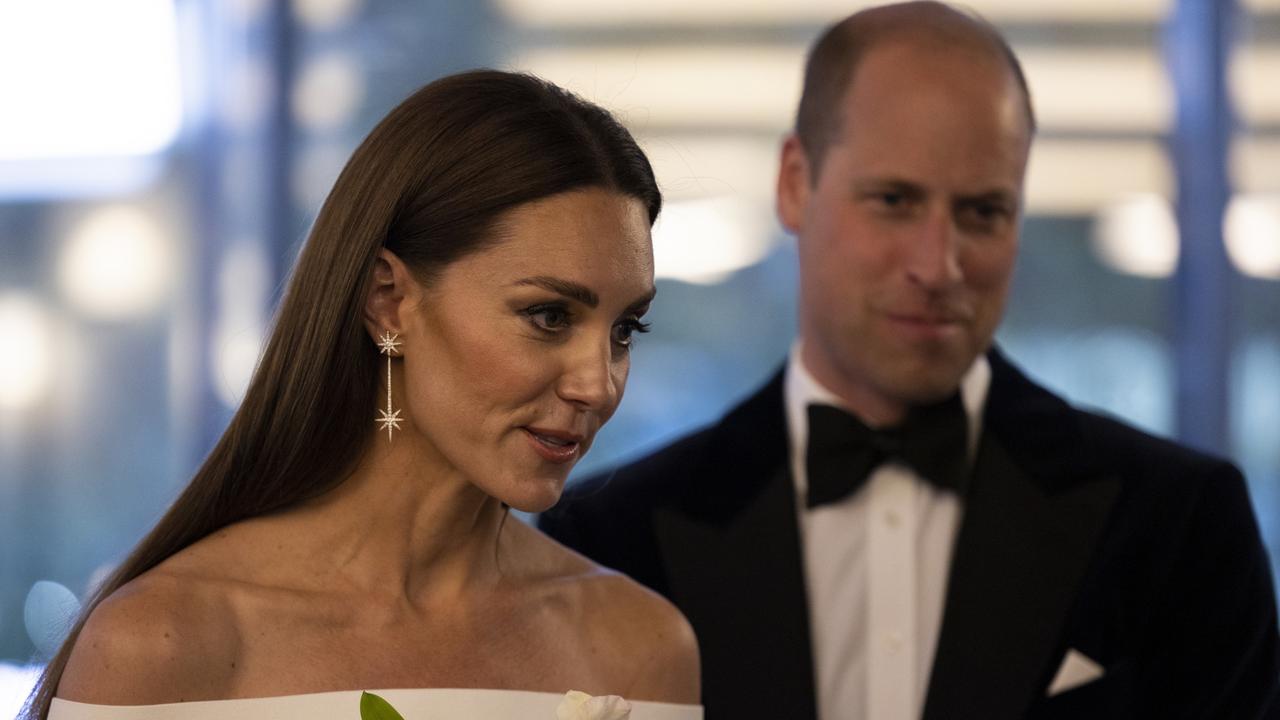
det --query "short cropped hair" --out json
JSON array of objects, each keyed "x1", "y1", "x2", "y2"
[{"x1": 795, "y1": 0, "x2": 1036, "y2": 180}]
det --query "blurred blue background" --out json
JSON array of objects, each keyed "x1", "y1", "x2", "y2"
[{"x1": 1, "y1": 0, "x2": 1279, "y2": 711}]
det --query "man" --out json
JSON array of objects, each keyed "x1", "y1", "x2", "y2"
[{"x1": 541, "y1": 2, "x2": 1280, "y2": 718}]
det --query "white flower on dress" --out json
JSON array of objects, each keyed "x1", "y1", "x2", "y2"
[{"x1": 557, "y1": 690, "x2": 632, "y2": 720}]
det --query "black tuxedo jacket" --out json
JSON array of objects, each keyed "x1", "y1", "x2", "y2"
[{"x1": 541, "y1": 350, "x2": 1280, "y2": 719}]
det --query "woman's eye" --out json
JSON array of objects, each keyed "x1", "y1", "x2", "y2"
[
  {"x1": 524, "y1": 305, "x2": 571, "y2": 332},
  {"x1": 612, "y1": 319, "x2": 651, "y2": 348}
]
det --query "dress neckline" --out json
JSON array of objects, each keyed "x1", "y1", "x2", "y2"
[{"x1": 49, "y1": 688, "x2": 703, "y2": 720}]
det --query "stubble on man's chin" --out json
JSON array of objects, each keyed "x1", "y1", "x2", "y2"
[{"x1": 874, "y1": 345, "x2": 976, "y2": 407}]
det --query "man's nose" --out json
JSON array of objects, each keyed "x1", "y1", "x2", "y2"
[
  {"x1": 556, "y1": 335, "x2": 618, "y2": 412},
  {"x1": 905, "y1": 208, "x2": 963, "y2": 290}
]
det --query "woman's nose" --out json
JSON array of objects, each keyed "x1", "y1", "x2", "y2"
[{"x1": 555, "y1": 335, "x2": 618, "y2": 412}]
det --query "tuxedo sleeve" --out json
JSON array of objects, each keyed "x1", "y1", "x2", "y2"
[{"x1": 1140, "y1": 463, "x2": 1280, "y2": 718}]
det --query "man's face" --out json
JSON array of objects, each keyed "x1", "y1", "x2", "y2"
[{"x1": 778, "y1": 39, "x2": 1032, "y2": 424}]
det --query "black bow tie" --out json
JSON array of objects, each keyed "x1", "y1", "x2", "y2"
[{"x1": 805, "y1": 394, "x2": 970, "y2": 509}]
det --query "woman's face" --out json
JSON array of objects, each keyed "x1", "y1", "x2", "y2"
[{"x1": 398, "y1": 188, "x2": 655, "y2": 512}]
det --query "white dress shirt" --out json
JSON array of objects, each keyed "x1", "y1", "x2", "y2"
[{"x1": 784, "y1": 343, "x2": 991, "y2": 720}]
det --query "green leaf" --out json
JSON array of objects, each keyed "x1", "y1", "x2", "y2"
[{"x1": 360, "y1": 691, "x2": 407, "y2": 720}]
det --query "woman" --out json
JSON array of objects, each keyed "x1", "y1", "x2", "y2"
[{"x1": 25, "y1": 70, "x2": 701, "y2": 719}]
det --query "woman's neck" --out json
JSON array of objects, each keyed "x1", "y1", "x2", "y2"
[{"x1": 275, "y1": 431, "x2": 513, "y2": 608}]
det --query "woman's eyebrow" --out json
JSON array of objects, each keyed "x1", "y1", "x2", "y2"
[{"x1": 512, "y1": 276, "x2": 599, "y2": 307}]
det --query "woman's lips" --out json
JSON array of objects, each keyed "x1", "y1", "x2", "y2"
[{"x1": 523, "y1": 427, "x2": 584, "y2": 464}]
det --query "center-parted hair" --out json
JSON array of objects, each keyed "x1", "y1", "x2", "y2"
[
  {"x1": 795, "y1": 0, "x2": 1036, "y2": 181},
  {"x1": 24, "y1": 69, "x2": 660, "y2": 720}
]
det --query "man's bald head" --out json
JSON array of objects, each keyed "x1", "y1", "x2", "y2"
[{"x1": 795, "y1": 1, "x2": 1035, "y2": 181}]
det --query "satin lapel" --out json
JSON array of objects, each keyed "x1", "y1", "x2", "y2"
[
  {"x1": 922, "y1": 350, "x2": 1122, "y2": 720},
  {"x1": 654, "y1": 371, "x2": 817, "y2": 720}
]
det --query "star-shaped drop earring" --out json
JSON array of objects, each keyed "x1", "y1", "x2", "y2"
[
  {"x1": 375, "y1": 331, "x2": 403, "y2": 441},
  {"x1": 377, "y1": 331, "x2": 402, "y2": 356}
]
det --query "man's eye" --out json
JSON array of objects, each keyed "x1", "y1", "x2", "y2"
[
  {"x1": 524, "y1": 305, "x2": 571, "y2": 332},
  {"x1": 868, "y1": 191, "x2": 913, "y2": 212},
  {"x1": 959, "y1": 202, "x2": 1010, "y2": 230}
]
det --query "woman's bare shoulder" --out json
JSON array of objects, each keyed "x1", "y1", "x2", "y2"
[
  {"x1": 579, "y1": 569, "x2": 701, "y2": 703},
  {"x1": 57, "y1": 561, "x2": 242, "y2": 705},
  {"x1": 526, "y1": 524, "x2": 700, "y2": 703}
]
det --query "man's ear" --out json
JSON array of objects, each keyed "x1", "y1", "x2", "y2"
[
  {"x1": 776, "y1": 133, "x2": 813, "y2": 235},
  {"x1": 363, "y1": 249, "x2": 419, "y2": 342}
]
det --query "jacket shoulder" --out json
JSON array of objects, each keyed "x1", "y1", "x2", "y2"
[
  {"x1": 987, "y1": 348, "x2": 1242, "y2": 489},
  {"x1": 1078, "y1": 408, "x2": 1239, "y2": 476}
]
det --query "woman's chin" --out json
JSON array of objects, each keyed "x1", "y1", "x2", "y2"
[
  {"x1": 506, "y1": 496, "x2": 559, "y2": 514},
  {"x1": 492, "y1": 475, "x2": 569, "y2": 514}
]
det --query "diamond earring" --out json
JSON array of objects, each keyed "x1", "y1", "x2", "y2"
[{"x1": 375, "y1": 331, "x2": 403, "y2": 441}]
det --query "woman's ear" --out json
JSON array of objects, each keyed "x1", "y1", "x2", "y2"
[{"x1": 363, "y1": 249, "x2": 419, "y2": 342}]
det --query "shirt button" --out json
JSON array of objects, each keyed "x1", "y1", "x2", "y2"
[{"x1": 885, "y1": 509, "x2": 902, "y2": 528}]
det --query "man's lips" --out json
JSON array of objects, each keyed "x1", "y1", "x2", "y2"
[
  {"x1": 886, "y1": 313, "x2": 963, "y2": 325},
  {"x1": 522, "y1": 426, "x2": 586, "y2": 464},
  {"x1": 882, "y1": 311, "x2": 967, "y2": 339}
]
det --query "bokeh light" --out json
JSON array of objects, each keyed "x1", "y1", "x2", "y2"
[
  {"x1": 58, "y1": 206, "x2": 173, "y2": 320},
  {"x1": 0, "y1": 294, "x2": 54, "y2": 411},
  {"x1": 652, "y1": 196, "x2": 775, "y2": 285},
  {"x1": 292, "y1": 53, "x2": 364, "y2": 131},
  {"x1": 213, "y1": 241, "x2": 271, "y2": 408},
  {"x1": 0, "y1": 0, "x2": 181, "y2": 160},
  {"x1": 1225, "y1": 194, "x2": 1280, "y2": 279},
  {"x1": 1092, "y1": 193, "x2": 1179, "y2": 278}
]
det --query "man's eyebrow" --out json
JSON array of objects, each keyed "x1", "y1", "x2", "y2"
[
  {"x1": 957, "y1": 188, "x2": 1020, "y2": 206},
  {"x1": 513, "y1": 276, "x2": 599, "y2": 308},
  {"x1": 851, "y1": 178, "x2": 926, "y2": 195},
  {"x1": 853, "y1": 178, "x2": 1019, "y2": 205}
]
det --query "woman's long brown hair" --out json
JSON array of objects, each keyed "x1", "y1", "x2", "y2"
[{"x1": 23, "y1": 69, "x2": 660, "y2": 718}]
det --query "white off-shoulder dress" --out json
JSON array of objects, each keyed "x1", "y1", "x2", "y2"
[{"x1": 48, "y1": 688, "x2": 703, "y2": 720}]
